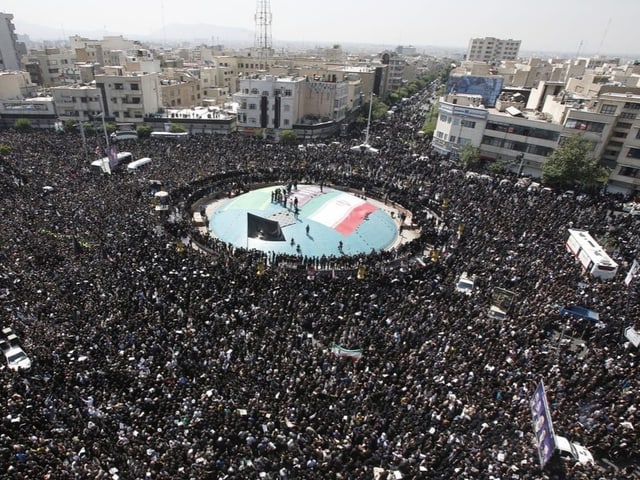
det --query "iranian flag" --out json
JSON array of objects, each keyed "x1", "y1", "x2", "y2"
[
  {"x1": 308, "y1": 193, "x2": 377, "y2": 235},
  {"x1": 331, "y1": 343, "x2": 363, "y2": 361}
]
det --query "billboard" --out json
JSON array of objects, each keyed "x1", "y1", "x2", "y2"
[
  {"x1": 446, "y1": 75, "x2": 504, "y2": 107},
  {"x1": 530, "y1": 381, "x2": 557, "y2": 469}
]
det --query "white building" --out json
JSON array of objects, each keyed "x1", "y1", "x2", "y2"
[
  {"x1": 50, "y1": 84, "x2": 103, "y2": 122},
  {"x1": 233, "y1": 75, "x2": 304, "y2": 133},
  {"x1": 0, "y1": 12, "x2": 21, "y2": 71},
  {"x1": 94, "y1": 71, "x2": 161, "y2": 123},
  {"x1": 466, "y1": 37, "x2": 521, "y2": 63}
]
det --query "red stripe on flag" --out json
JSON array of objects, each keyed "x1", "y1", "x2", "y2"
[{"x1": 335, "y1": 202, "x2": 377, "y2": 235}]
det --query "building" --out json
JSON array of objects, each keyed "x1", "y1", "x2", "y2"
[
  {"x1": 466, "y1": 37, "x2": 521, "y2": 63},
  {"x1": 95, "y1": 70, "x2": 161, "y2": 123},
  {"x1": 433, "y1": 92, "x2": 563, "y2": 176},
  {"x1": 0, "y1": 96, "x2": 56, "y2": 129},
  {"x1": 146, "y1": 106, "x2": 236, "y2": 135},
  {"x1": 0, "y1": 70, "x2": 36, "y2": 99},
  {"x1": 233, "y1": 75, "x2": 305, "y2": 134},
  {"x1": 23, "y1": 48, "x2": 79, "y2": 87},
  {"x1": 50, "y1": 84, "x2": 103, "y2": 122},
  {"x1": 0, "y1": 12, "x2": 22, "y2": 71},
  {"x1": 160, "y1": 69, "x2": 201, "y2": 108}
]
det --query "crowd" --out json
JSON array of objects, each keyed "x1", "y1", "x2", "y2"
[{"x1": 0, "y1": 87, "x2": 639, "y2": 480}]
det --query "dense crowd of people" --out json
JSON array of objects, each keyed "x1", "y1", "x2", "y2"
[{"x1": 0, "y1": 88, "x2": 639, "y2": 479}]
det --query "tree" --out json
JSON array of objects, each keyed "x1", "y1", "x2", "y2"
[
  {"x1": 136, "y1": 124, "x2": 152, "y2": 139},
  {"x1": 421, "y1": 103, "x2": 438, "y2": 140},
  {"x1": 0, "y1": 145, "x2": 12, "y2": 155},
  {"x1": 14, "y1": 118, "x2": 32, "y2": 132},
  {"x1": 63, "y1": 119, "x2": 77, "y2": 133},
  {"x1": 458, "y1": 143, "x2": 481, "y2": 170},
  {"x1": 169, "y1": 123, "x2": 186, "y2": 133},
  {"x1": 280, "y1": 130, "x2": 297, "y2": 145},
  {"x1": 542, "y1": 134, "x2": 606, "y2": 189}
]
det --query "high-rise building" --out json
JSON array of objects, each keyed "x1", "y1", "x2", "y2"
[
  {"x1": 466, "y1": 37, "x2": 521, "y2": 63},
  {"x1": 0, "y1": 12, "x2": 22, "y2": 71}
]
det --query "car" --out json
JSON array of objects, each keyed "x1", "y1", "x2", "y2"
[
  {"x1": 554, "y1": 435, "x2": 594, "y2": 465},
  {"x1": 1, "y1": 327, "x2": 31, "y2": 371},
  {"x1": 455, "y1": 272, "x2": 476, "y2": 295}
]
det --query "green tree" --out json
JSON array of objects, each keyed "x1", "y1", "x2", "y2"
[
  {"x1": 63, "y1": 119, "x2": 77, "y2": 133},
  {"x1": 421, "y1": 103, "x2": 438, "y2": 140},
  {"x1": 82, "y1": 122, "x2": 95, "y2": 136},
  {"x1": 488, "y1": 159, "x2": 507, "y2": 174},
  {"x1": 542, "y1": 134, "x2": 606, "y2": 189},
  {"x1": 280, "y1": 130, "x2": 297, "y2": 145},
  {"x1": 14, "y1": 118, "x2": 32, "y2": 132},
  {"x1": 0, "y1": 144, "x2": 12, "y2": 155},
  {"x1": 459, "y1": 143, "x2": 481, "y2": 170},
  {"x1": 136, "y1": 124, "x2": 152, "y2": 139},
  {"x1": 106, "y1": 122, "x2": 117, "y2": 134},
  {"x1": 169, "y1": 123, "x2": 186, "y2": 133}
]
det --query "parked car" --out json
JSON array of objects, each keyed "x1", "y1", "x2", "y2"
[{"x1": 1, "y1": 327, "x2": 31, "y2": 371}]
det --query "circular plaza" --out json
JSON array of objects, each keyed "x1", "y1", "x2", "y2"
[{"x1": 205, "y1": 184, "x2": 410, "y2": 258}]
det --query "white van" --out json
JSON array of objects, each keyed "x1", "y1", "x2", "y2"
[{"x1": 127, "y1": 157, "x2": 152, "y2": 172}]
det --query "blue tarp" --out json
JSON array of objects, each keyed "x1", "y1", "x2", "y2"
[{"x1": 558, "y1": 306, "x2": 600, "y2": 322}]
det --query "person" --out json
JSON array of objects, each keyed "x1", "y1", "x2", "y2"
[{"x1": 305, "y1": 224, "x2": 310, "y2": 236}]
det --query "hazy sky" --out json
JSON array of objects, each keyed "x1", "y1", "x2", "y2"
[{"x1": 3, "y1": 0, "x2": 639, "y2": 56}]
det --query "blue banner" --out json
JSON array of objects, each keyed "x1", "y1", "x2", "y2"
[{"x1": 530, "y1": 381, "x2": 557, "y2": 469}]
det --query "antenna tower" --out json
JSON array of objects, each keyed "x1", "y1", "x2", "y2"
[{"x1": 254, "y1": 0, "x2": 272, "y2": 71}]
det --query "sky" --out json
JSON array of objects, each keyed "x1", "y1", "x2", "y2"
[{"x1": 2, "y1": 0, "x2": 639, "y2": 57}]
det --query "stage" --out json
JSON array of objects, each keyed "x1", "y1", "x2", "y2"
[{"x1": 207, "y1": 184, "x2": 403, "y2": 258}]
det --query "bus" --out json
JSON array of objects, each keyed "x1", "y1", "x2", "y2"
[
  {"x1": 150, "y1": 131, "x2": 189, "y2": 141},
  {"x1": 566, "y1": 229, "x2": 618, "y2": 280},
  {"x1": 126, "y1": 157, "x2": 152, "y2": 172}
]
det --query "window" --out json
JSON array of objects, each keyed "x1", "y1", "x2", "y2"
[
  {"x1": 620, "y1": 112, "x2": 636, "y2": 120},
  {"x1": 114, "y1": 83, "x2": 124, "y2": 90},
  {"x1": 636, "y1": 129, "x2": 640, "y2": 139},
  {"x1": 612, "y1": 131, "x2": 627, "y2": 138},
  {"x1": 461, "y1": 119, "x2": 476, "y2": 128},
  {"x1": 241, "y1": 102, "x2": 247, "y2": 109},
  {"x1": 284, "y1": 89, "x2": 292, "y2": 97},
  {"x1": 248, "y1": 103, "x2": 257, "y2": 110},
  {"x1": 283, "y1": 119, "x2": 290, "y2": 126},
  {"x1": 450, "y1": 136, "x2": 456, "y2": 143},
  {"x1": 617, "y1": 122, "x2": 632, "y2": 129},
  {"x1": 439, "y1": 114, "x2": 448, "y2": 123},
  {"x1": 564, "y1": 119, "x2": 605, "y2": 133},
  {"x1": 130, "y1": 83, "x2": 139, "y2": 90},
  {"x1": 600, "y1": 104, "x2": 617, "y2": 115},
  {"x1": 619, "y1": 166, "x2": 640, "y2": 178},
  {"x1": 283, "y1": 104, "x2": 290, "y2": 112},
  {"x1": 627, "y1": 147, "x2": 640, "y2": 159},
  {"x1": 262, "y1": 91, "x2": 269, "y2": 96},
  {"x1": 624, "y1": 102, "x2": 640, "y2": 110}
]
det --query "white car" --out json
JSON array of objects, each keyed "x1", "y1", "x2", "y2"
[
  {"x1": 554, "y1": 435, "x2": 594, "y2": 465},
  {"x1": 455, "y1": 272, "x2": 475, "y2": 295},
  {"x1": 1, "y1": 328, "x2": 31, "y2": 371}
]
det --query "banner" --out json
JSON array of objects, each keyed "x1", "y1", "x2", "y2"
[
  {"x1": 331, "y1": 343, "x2": 363, "y2": 361},
  {"x1": 247, "y1": 213, "x2": 285, "y2": 241},
  {"x1": 530, "y1": 381, "x2": 557, "y2": 469},
  {"x1": 625, "y1": 259, "x2": 639, "y2": 287}
]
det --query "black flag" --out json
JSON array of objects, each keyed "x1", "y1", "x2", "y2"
[{"x1": 247, "y1": 213, "x2": 285, "y2": 241}]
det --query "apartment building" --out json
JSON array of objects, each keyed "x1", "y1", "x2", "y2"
[
  {"x1": 433, "y1": 93, "x2": 563, "y2": 176},
  {"x1": 466, "y1": 37, "x2": 521, "y2": 63},
  {"x1": 160, "y1": 70, "x2": 201, "y2": 108},
  {"x1": 0, "y1": 70, "x2": 36, "y2": 99},
  {"x1": 594, "y1": 92, "x2": 640, "y2": 193},
  {"x1": 23, "y1": 48, "x2": 79, "y2": 87},
  {"x1": 94, "y1": 71, "x2": 161, "y2": 123},
  {"x1": 0, "y1": 12, "x2": 22, "y2": 71},
  {"x1": 50, "y1": 84, "x2": 103, "y2": 122},
  {"x1": 233, "y1": 75, "x2": 305, "y2": 134}
]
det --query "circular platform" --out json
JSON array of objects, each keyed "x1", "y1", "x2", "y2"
[{"x1": 208, "y1": 184, "x2": 400, "y2": 258}]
